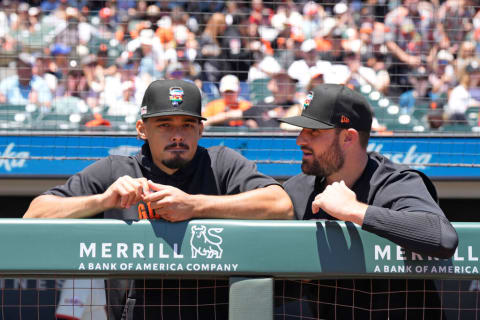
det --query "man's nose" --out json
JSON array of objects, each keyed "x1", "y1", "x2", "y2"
[
  {"x1": 170, "y1": 128, "x2": 185, "y2": 142},
  {"x1": 296, "y1": 130, "x2": 308, "y2": 146}
]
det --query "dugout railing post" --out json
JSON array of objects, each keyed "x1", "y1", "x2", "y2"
[{"x1": 229, "y1": 277, "x2": 274, "y2": 320}]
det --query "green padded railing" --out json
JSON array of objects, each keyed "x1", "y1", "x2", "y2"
[
  {"x1": 1, "y1": 219, "x2": 477, "y2": 320},
  {"x1": 1, "y1": 219, "x2": 477, "y2": 279}
]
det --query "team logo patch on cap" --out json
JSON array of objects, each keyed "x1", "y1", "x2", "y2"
[
  {"x1": 169, "y1": 87, "x2": 184, "y2": 107},
  {"x1": 140, "y1": 106, "x2": 147, "y2": 115},
  {"x1": 303, "y1": 91, "x2": 314, "y2": 110},
  {"x1": 340, "y1": 115, "x2": 350, "y2": 124}
]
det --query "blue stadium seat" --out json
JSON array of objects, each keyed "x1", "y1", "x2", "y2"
[
  {"x1": 239, "y1": 82, "x2": 250, "y2": 101},
  {"x1": 202, "y1": 81, "x2": 220, "y2": 102}
]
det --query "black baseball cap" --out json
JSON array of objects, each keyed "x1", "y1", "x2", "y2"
[
  {"x1": 279, "y1": 84, "x2": 372, "y2": 131},
  {"x1": 140, "y1": 79, "x2": 206, "y2": 120}
]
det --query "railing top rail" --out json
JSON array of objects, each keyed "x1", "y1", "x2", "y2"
[{"x1": 2, "y1": 219, "x2": 477, "y2": 279}]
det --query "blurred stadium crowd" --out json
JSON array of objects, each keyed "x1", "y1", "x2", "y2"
[{"x1": 1, "y1": 0, "x2": 480, "y2": 132}]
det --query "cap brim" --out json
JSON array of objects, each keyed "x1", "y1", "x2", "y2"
[
  {"x1": 142, "y1": 110, "x2": 207, "y2": 121},
  {"x1": 279, "y1": 115, "x2": 334, "y2": 129}
]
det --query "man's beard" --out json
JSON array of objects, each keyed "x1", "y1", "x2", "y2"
[
  {"x1": 301, "y1": 135, "x2": 345, "y2": 177},
  {"x1": 162, "y1": 156, "x2": 189, "y2": 170},
  {"x1": 162, "y1": 143, "x2": 190, "y2": 169}
]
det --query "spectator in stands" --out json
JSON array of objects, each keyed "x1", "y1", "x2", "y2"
[
  {"x1": 288, "y1": 39, "x2": 331, "y2": 90},
  {"x1": 221, "y1": 7, "x2": 256, "y2": 82},
  {"x1": 52, "y1": 68, "x2": 90, "y2": 115},
  {"x1": 305, "y1": 68, "x2": 324, "y2": 92},
  {"x1": 301, "y1": 1, "x2": 324, "y2": 40},
  {"x1": 106, "y1": 80, "x2": 138, "y2": 116},
  {"x1": 136, "y1": 28, "x2": 165, "y2": 80},
  {"x1": 97, "y1": 44, "x2": 118, "y2": 77},
  {"x1": 456, "y1": 40, "x2": 476, "y2": 77},
  {"x1": 115, "y1": 0, "x2": 137, "y2": 22},
  {"x1": 278, "y1": 83, "x2": 458, "y2": 319},
  {"x1": 427, "y1": 107, "x2": 446, "y2": 130},
  {"x1": 446, "y1": 60, "x2": 480, "y2": 124},
  {"x1": 429, "y1": 49, "x2": 455, "y2": 103},
  {"x1": 270, "y1": 2, "x2": 303, "y2": 47},
  {"x1": 384, "y1": 0, "x2": 435, "y2": 94},
  {"x1": 249, "y1": 0, "x2": 273, "y2": 28},
  {"x1": 41, "y1": 0, "x2": 60, "y2": 13},
  {"x1": 56, "y1": 67, "x2": 90, "y2": 102},
  {"x1": 50, "y1": 43, "x2": 72, "y2": 80},
  {"x1": 10, "y1": 2, "x2": 30, "y2": 33},
  {"x1": 48, "y1": 0, "x2": 69, "y2": 21},
  {"x1": 24, "y1": 79, "x2": 293, "y2": 320},
  {"x1": 437, "y1": 0, "x2": 475, "y2": 54},
  {"x1": 399, "y1": 66, "x2": 432, "y2": 114},
  {"x1": 331, "y1": 2, "x2": 356, "y2": 34},
  {"x1": 0, "y1": 53, "x2": 52, "y2": 112},
  {"x1": 33, "y1": 52, "x2": 58, "y2": 95},
  {"x1": 197, "y1": 13, "x2": 228, "y2": 83},
  {"x1": 319, "y1": 28, "x2": 345, "y2": 64},
  {"x1": 0, "y1": 3, "x2": 10, "y2": 49},
  {"x1": 338, "y1": 51, "x2": 379, "y2": 90},
  {"x1": 359, "y1": 22, "x2": 391, "y2": 94},
  {"x1": 80, "y1": 54, "x2": 104, "y2": 112},
  {"x1": 164, "y1": 62, "x2": 185, "y2": 81},
  {"x1": 244, "y1": 71, "x2": 301, "y2": 129},
  {"x1": 96, "y1": 7, "x2": 117, "y2": 41},
  {"x1": 54, "y1": 7, "x2": 93, "y2": 51},
  {"x1": 203, "y1": 74, "x2": 252, "y2": 127},
  {"x1": 27, "y1": 6, "x2": 42, "y2": 33}
]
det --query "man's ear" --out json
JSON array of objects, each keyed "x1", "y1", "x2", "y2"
[
  {"x1": 343, "y1": 128, "x2": 358, "y2": 146},
  {"x1": 136, "y1": 119, "x2": 147, "y2": 140}
]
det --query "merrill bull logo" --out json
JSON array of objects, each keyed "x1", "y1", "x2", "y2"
[{"x1": 190, "y1": 225, "x2": 224, "y2": 259}]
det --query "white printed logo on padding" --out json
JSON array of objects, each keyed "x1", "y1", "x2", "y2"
[{"x1": 190, "y1": 225, "x2": 223, "y2": 259}]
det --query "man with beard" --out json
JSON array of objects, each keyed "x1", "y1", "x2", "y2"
[
  {"x1": 24, "y1": 79, "x2": 293, "y2": 319},
  {"x1": 277, "y1": 83, "x2": 458, "y2": 319}
]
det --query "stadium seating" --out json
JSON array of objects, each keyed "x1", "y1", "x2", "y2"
[
  {"x1": 202, "y1": 81, "x2": 221, "y2": 102},
  {"x1": 466, "y1": 107, "x2": 480, "y2": 126},
  {"x1": 0, "y1": 104, "x2": 26, "y2": 113},
  {"x1": 249, "y1": 78, "x2": 271, "y2": 105},
  {"x1": 101, "y1": 113, "x2": 138, "y2": 131},
  {"x1": 0, "y1": 111, "x2": 30, "y2": 129},
  {"x1": 36, "y1": 112, "x2": 78, "y2": 130}
]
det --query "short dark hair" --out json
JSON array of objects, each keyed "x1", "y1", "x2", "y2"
[
  {"x1": 358, "y1": 130, "x2": 370, "y2": 149},
  {"x1": 335, "y1": 128, "x2": 370, "y2": 149}
]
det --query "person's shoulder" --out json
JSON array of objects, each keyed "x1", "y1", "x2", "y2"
[
  {"x1": 206, "y1": 145, "x2": 240, "y2": 158},
  {"x1": 93, "y1": 154, "x2": 141, "y2": 177},
  {"x1": 368, "y1": 152, "x2": 432, "y2": 182},
  {"x1": 204, "y1": 146, "x2": 253, "y2": 171},
  {"x1": 91, "y1": 154, "x2": 136, "y2": 167},
  {"x1": 203, "y1": 98, "x2": 226, "y2": 115},
  {"x1": 205, "y1": 98, "x2": 225, "y2": 108},
  {"x1": 368, "y1": 152, "x2": 410, "y2": 171},
  {"x1": 238, "y1": 99, "x2": 252, "y2": 110},
  {"x1": 368, "y1": 152, "x2": 438, "y2": 200},
  {"x1": 284, "y1": 173, "x2": 315, "y2": 189}
]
